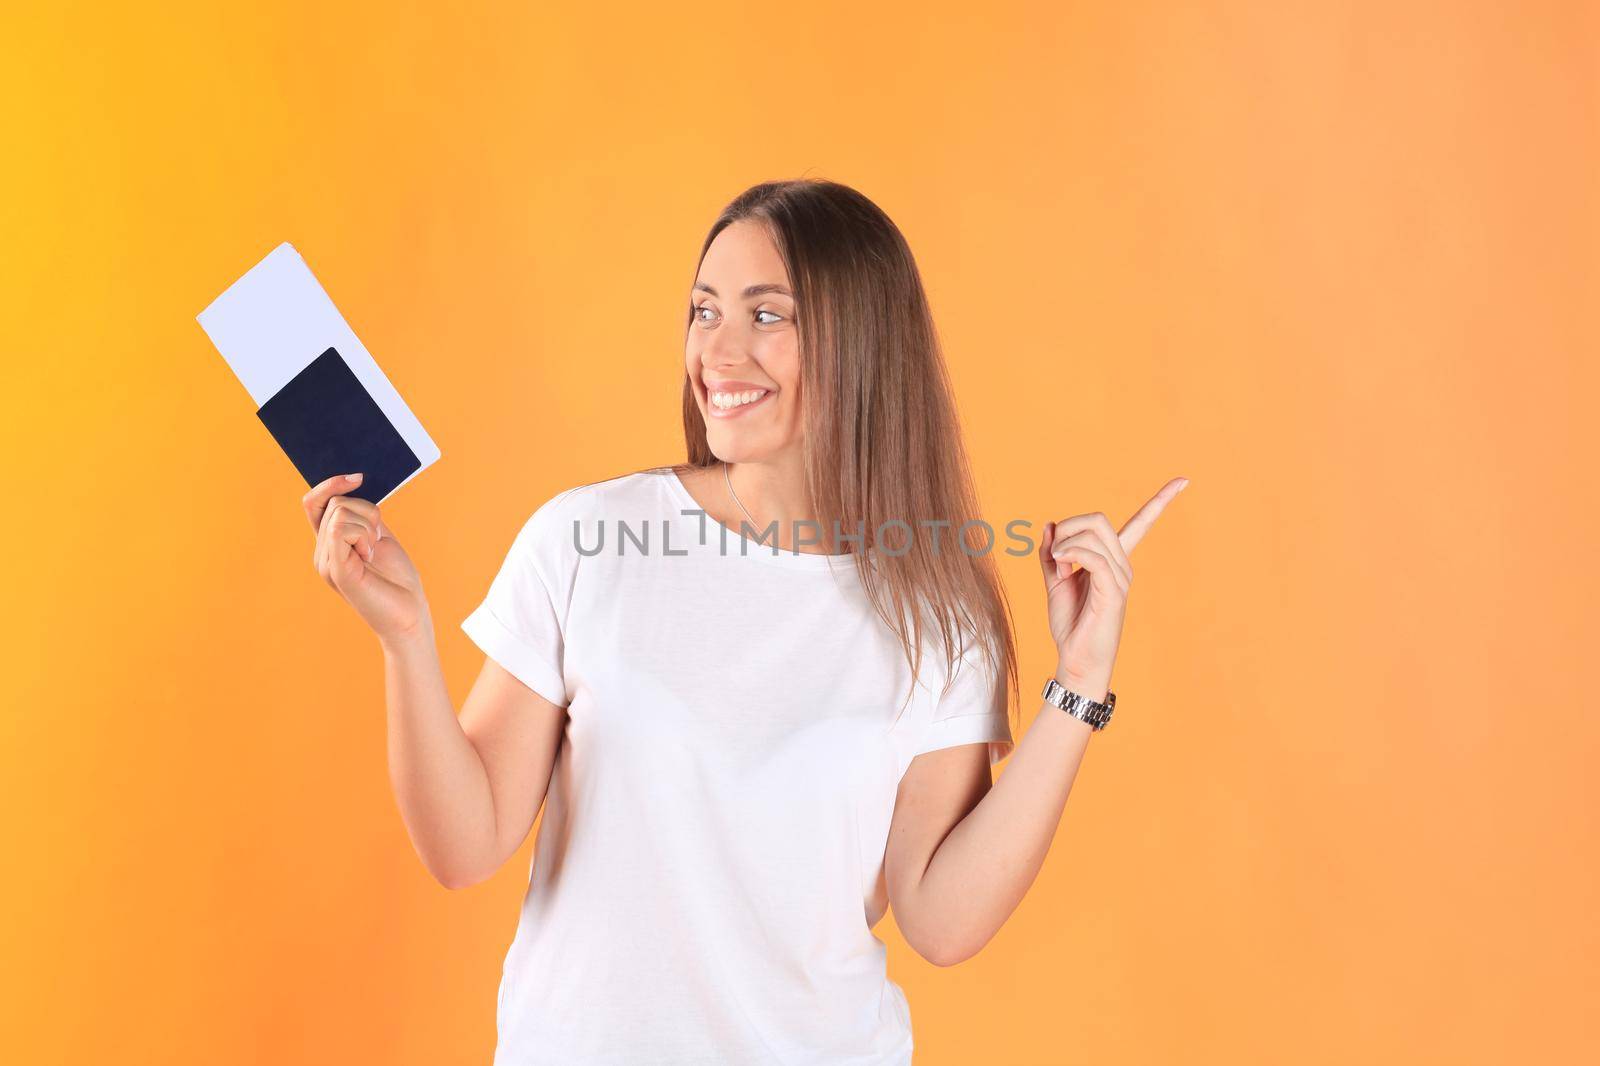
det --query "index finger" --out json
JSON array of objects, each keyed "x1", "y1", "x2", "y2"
[
  {"x1": 302, "y1": 472, "x2": 365, "y2": 533},
  {"x1": 1117, "y1": 477, "x2": 1189, "y2": 553}
]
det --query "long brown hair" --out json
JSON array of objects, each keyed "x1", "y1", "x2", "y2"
[{"x1": 672, "y1": 178, "x2": 1019, "y2": 724}]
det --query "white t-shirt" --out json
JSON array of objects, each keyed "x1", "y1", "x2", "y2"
[{"x1": 460, "y1": 467, "x2": 1014, "y2": 1066}]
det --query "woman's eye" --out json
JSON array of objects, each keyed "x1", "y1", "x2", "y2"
[
  {"x1": 692, "y1": 304, "x2": 715, "y2": 323},
  {"x1": 756, "y1": 309, "x2": 784, "y2": 325}
]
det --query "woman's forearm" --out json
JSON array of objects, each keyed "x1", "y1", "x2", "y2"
[
  {"x1": 379, "y1": 610, "x2": 499, "y2": 888},
  {"x1": 911, "y1": 660, "x2": 1104, "y2": 964}
]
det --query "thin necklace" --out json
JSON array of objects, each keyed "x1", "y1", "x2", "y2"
[{"x1": 723, "y1": 461, "x2": 761, "y2": 529}]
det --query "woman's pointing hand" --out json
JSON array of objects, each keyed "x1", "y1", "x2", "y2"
[{"x1": 1036, "y1": 476, "x2": 1189, "y2": 697}]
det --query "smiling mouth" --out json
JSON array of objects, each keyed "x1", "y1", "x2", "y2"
[{"x1": 706, "y1": 388, "x2": 775, "y2": 418}]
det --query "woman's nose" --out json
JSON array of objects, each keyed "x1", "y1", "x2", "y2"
[{"x1": 699, "y1": 327, "x2": 742, "y2": 369}]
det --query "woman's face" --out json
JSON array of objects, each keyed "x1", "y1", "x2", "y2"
[{"x1": 685, "y1": 219, "x2": 802, "y2": 464}]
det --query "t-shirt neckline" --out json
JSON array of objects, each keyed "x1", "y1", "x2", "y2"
[{"x1": 659, "y1": 467, "x2": 857, "y2": 572}]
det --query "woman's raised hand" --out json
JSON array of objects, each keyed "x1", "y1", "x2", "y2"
[
  {"x1": 1036, "y1": 477, "x2": 1189, "y2": 696},
  {"x1": 304, "y1": 472, "x2": 428, "y2": 644}
]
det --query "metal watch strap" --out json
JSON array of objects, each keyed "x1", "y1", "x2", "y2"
[{"x1": 1042, "y1": 677, "x2": 1116, "y2": 731}]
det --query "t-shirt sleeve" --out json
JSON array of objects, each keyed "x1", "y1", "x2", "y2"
[
  {"x1": 913, "y1": 639, "x2": 1016, "y2": 766},
  {"x1": 459, "y1": 490, "x2": 580, "y2": 708}
]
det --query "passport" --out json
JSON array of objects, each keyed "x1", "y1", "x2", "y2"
[{"x1": 196, "y1": 242, "x2": 440, "y2": 505}]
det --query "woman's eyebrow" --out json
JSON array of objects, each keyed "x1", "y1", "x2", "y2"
[{"x1": 692, "y1": 282, "x2": 793, "y2": 299}]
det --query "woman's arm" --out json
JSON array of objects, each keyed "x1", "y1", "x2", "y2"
[
  {"x1": 381, "y1": 611, "x2": 567, "y2": 889},
  {"x1": 889, "y1": 480, "x2": 1185, "y2": 963},
  {"x1": 884, "y1": 658, "x2": 1101, "y2": 966},
  {"x1": 301, "y1": 473, "x2": 566, "y2": 889}
]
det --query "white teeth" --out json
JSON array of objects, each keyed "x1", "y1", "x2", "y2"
[{"x1": 711, "y1": 389, "x2": 767, "y2": 409}]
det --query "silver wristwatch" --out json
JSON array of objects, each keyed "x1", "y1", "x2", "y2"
[{"x1": 1042, "y1": 677, "x2": 1116, "y2": 731}]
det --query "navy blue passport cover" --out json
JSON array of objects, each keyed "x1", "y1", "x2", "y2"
[{"x1": 255, "y1": 346, "x2": 421, "y2": 505}]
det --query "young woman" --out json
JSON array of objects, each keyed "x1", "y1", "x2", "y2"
[{"x1": 303, "y1": 179, "x2": 1186, "y2": 1064}]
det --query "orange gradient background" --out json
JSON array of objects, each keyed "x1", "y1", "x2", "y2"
[{"x1": 3, "y1": 2, "x2": 1595, "y2": 1063}]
